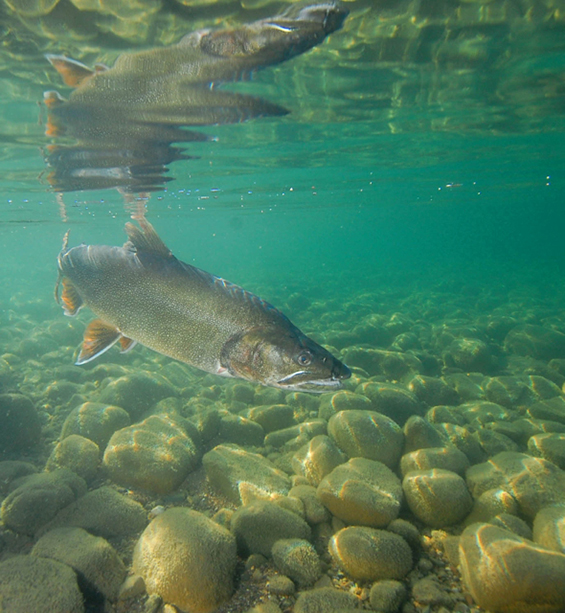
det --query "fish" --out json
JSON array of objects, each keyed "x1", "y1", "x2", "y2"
[
  {"x1": 42, "y1": 2, "x2": 349, "y2": 193},
  {"x1": 55, "y1": 220, "x2": 351, "y2": 392}
]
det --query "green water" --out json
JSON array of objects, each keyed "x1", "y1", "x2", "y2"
[{"x1": 1, "y1": 0, "x2": 565, "y2": 611}]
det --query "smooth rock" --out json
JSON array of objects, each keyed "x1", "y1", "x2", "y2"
[
  {"x1": 403, "y1": 469, "x2": 473, "y2": 528},
  {"x1": 328, "y1": 410, "x2": 404, "y2": 469},
  {"x1": 60, "y1": 402, "x2": 130, "y2": 449},
  {"x1": 293, "y1": 587, "x2": 359, "y2": 613},
  {"x1": 103, "y1": 414, "x2": 200, "y2": 494},
  {"x1": 408, "y1": 375, "x2": 460, "y2": 407},
  {"x1": 292, "y1": 435, "x2": 347, "y2": 487},
  {"x1": 1, "y1": 468, "x2": 86, "y2": 535},
  {"x1": 230, "y1": 500, "x2": 311, "y2": 557},
  {"x1": 218, "y1": 413, "x2": 265, "y2": 446},
  {"x1": 528, "y1": 433, "x2": 565, "y2": 469},
  {"x1": 32, "y1": 526, "x2": 126, "y2": 601},
  {"x1": 246, "y1": 404, "x2": 296, "y2": 433},
  {"x1": 505, "y1": 324, "x2": 565, "y2": 360},
  {"x1": 369, "y1": 579, "x2": 407, "y2": 612},
  {"x1": 459, "y1": 522, "x2": 565, "y2": 612},
  {"x1": 490, "y1": 513, "x2": 533, "y2": 540},
  {"x1": 533, "y1": 505, "x2": 565, "y2": 553},
  {"x1": 403, "y1": 415, "x2": 445, "y2": 453},
  {"x1": 528, "y1": 396, "x2": 565, "y2": 425},
  {"x1": 0, "y1": 460, "x2": 37, "y2": 496},
  {"x1": 45, "y1": 434, "x2": 100, "y2": 482},
  {"x1": 464, "y1": 488, "x2": 519, "y2": 524},
  {"x1": 0, "y1": 393, "x2": 41, "y2": 453},
  {"x1": 264, "y1": 420, "x2": 327, "y2": 448},
  {"x1": 132, "y1": 508, "x2": 237, "y2": 613},
  {"x1": 329, "y1": 526, "x2": 412, "y2": 582},
  {"x1": 288, "y1": 485, "x2": 331, "y2": 525},
  {"x1": 271, "y1": 538, "x2": 322, "y2": 586},
  {"x1": 357, "y1": 381, "x2": 423, "y2": 425},
  {"x1": 444, "y1": 338, "x2": 494, "y2": 373},
  {"x1": 38, "y1": 485, "x2": 147, "y2": 537},
  {"x1": 203, "y1": 444, "x2": 291, "y2": 505},
  {"x1": 434, "y1": 422, "x2": 486, "y2": 464},
  {"x1": 0, "y1": 555, "x2": 84, "y2": 613},
  {"x1": 400, "y1": 446, "x2": 470, "y2": 477},
  {"x1": 317, "y1": 457, "x2": 402, "y2": 527}
]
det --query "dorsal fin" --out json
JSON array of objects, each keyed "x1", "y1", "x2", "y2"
[{"x1": 124, "y1": 219, "x2": 172, "y2": 259}]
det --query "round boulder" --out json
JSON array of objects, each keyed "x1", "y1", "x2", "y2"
[
  {"x1": 0, "y1": 393, "x2": 41, "y2": 453},
  {"x1": 45, "y1": 435, "x2": 100, "y2": 482},
  {"x1": 271, "y1": 538, "x2": 322, "y2": 587},
  {"x1": 60, "y1": 402, "x2": 130, "y2": 449}
]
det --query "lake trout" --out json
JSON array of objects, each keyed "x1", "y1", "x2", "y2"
[{"x1": 56, "y1": 220, "x2": 351, "y2": 392}]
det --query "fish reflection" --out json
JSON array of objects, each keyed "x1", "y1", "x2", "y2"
[{"x1": 42, "y1": 2, "x2": 348, "y2": 194}]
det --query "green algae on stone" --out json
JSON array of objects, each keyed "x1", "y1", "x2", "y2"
[
  {"x1": 0, "y1": 393, "x2": 41, "y2": 454},
  {"x1": 464, "y1": 487, "x2": 519, "y2": 525},
  {"x1": 408, "y1": 374, "x2": 460, "y2": 407},
  {"x1": 0, "y1": 555, "x2": 84, "y2": 613},
  {"x1": 264, "y1": 420, "x2": 327, "y2": 449},
  {"x1": 271, "y1": 538, "x2": 322, "y2": 587},
  {"x1": 218, "y1": 413, "x2": 265, "y2": 447},
  {"x1": 356, "y1": 381, "x2": 423, "y2": 425},
  {"x1": 45, "y1": 434, "x2": 100, "y2": 482},
  {"x1": 246, "y1": 404, "x2": 297, "y2": 433},
  {"x1": 402, "y1": 415, "x2": 445, "y2": 453},
  {"x1": 231, "y1": 500, "x2": 311, "y2": 558},
  {"x1": 329, "y1": 526, "x2": 413, "y2": 582},
  {"x1": 1, "y1": 468, "x2": 86, "y2": 535},
  {"x1": 533, "y1": 505, "x2": 565, "y2": 554},
  {"x1": 400, "y1": 446, "x2": 470, "y2": 477},
  {"x1": 203, "y1": 444, "x2": 291, "y2": 505},
  {"x1": 328, "y1": 409, "x2": 404, "y2": 468},
  {"x1": 0, "y1": 460, "x2": 37, "y2": 496},
  {"x1": 292, "y1": 434, "x2": 347, "y2": 487},
  {"x1": 32, "y1": 526, "x2": 126, "y2": 601},
  {"x1": 317, "y1": 457, "x2": 402, "y2": 527},
  {"x1": 293, "y1": 586, "x2": 359, "y2": 613},
  {"x1": 460, "y1": 522, "x2": 565, "y2": 613},
  {"x1": 505, "y1": 324, "x2": 565, "y2": 360},
  {"x1": 133, "y1": 507, "x2": 237, "y2": 613},
  {"x1": 103, "y1": 414, "x2": 200, "y2": 494},
  {"x1": 60, "y1": 401, "x2": 131, "y2": 449},
  {"x1": 288, "y1": 484, "x2": 330, "y2": 525},
  {"x1": 369, "y1": 579, "x2": 408, "y2": 613}
]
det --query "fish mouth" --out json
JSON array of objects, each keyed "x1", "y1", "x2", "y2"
[{"x1": 276, "y1": 370, "x2": 345, "y2": 392}]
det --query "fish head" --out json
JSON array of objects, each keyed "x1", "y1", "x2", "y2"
[{"x1": 221, "y1": 325, "x2": 351, "y2": 392}]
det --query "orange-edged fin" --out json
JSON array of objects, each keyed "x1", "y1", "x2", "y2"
[
  {"x1": 46, "y1": 54, "x2": 95, "y2": 88},
  {"x1": 43, "y1": 90, "x2": 66, "y2": 109},
  {"x1": 57, "y1": 277, "x2": 83, "y2": 316},
  {"x1": 76, "y1": 319, "x2": 121, "y2": 365},
  {"x1": 119, "y1": 336, "x2": 137, "y2": 354}
]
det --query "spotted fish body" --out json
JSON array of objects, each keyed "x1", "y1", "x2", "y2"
[{"x1": 56, "y1": 220, "x2": 351, "y2": 392}]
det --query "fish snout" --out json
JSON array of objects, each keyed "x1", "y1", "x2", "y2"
[{"x1": 333, "y1": 360, "x2": 351, "y2": 381}]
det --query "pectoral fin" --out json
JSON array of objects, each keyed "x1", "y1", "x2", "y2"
[
  {"x1": 76, "y1": 319, "x2": 122, "y2": 365},
  {"x1": 57, "y1": 277, "x2": 83, "y2": 317},
  {"x1": 46, "y1": 54, "x2": 95, "y2": 88}
]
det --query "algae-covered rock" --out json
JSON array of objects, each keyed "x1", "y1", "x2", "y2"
[
  {"x1": 60, "y1": 402, "x2": 131, "y2": 449},
  {"x1": 1, "y1": 468, "x2": 86, "y2": 535},
  {"x1": 444, "y1": 338, "x2": 494, "y2": 373},
  {"x1": 408, "y1": 375, "x2": 460, "y2": 407},
  {"x1": 533, "y1": 505, "x2": 565, "y2": 553},
  {"x1": 403, "y1": 469, "x2": 472, "y2": 528},
  {"x1": 292, "y1": 435, "x2": 347, "y2": 486},
  {"x1": 103, "y1": 414, "x2": 199, "y2": 494},
  {"x1": 459, "y1": 523, "x2": 565, "y2": 613},
  {"x1": 203, "y1": 444, "x2": 291, "y2": 505},
  {"x1": 231, "y1": 500, "x2": 311, "y2": 557},
  {"x1": 434, "y1": 422, "x2": 486, "y2": 464},
  {"x1": 328, "y1": 410, "x2": 404, "y2": 469},
  {"x1": 293, "y1": 587, "x2": 359, "y2": 613},
  {"x1": 505, "y1": 324, "x2": 565, "y2": 360},
  {"x1": 329, "y1": 526, "x2": 413, "y2": 582},
  {"x1": 402, "y1": 415, "x2": 445, "y2": 453},
  {"x1": 528, "y1": 396, "x2": 565, "y2": 425},
  {"x1": 317, "y1": 457, "x2": 402, "y2": 527},
  {"x1": 528, "y1": 433, "x2": 565, "y2": 469},
  {"x1": 132, "y1": 508, "x2": 237, "y2": 613},
  {"x1": 246, "y1": 404, "x2": 296, "y2": 433},
  {"x1": 0, "y1": 393, "x2": 41, "y2": 454},
  {"x1": 32, "y1": 527, "x2": 126, "y2": 601},
  {"x1": 0, "y1": 555, "x2": 84, "y2": 613},
  {"x1": 0, "y1": 460, "x2": 37, "y2": 496},
  {"x1": 400, "y1": 446, "x2": 470, "y2": 477},
  {"x1": 464, "y1": 488, "x2": 519, "y2": 524},
  {"x1": 466, "y1": 451, "x2": 565, "y2": 519},
  {"x1": 264, "y1": 420, "x2": 327, "y2": 448},
  {"x1": 288, "y1": 485, "x2": 330, "y2": 525},
  {"x1": 45, "y1": 434, "x2": 100, "y2": 482},
  {"x1": 271, "y1": 538, "x2": 322, "y2": 587},
  {"x1": 369, "y1": 579, "x2": 408, "y2": 613},
  {"x1": 39, "y1": 485, "x2": 147, "y2": 537},
  {"x1": 218, "y1": 413, "x2": 265, "y2": 446},
  {"x1": 357, "y1": 381, "x2": 423, "y2": 425}
]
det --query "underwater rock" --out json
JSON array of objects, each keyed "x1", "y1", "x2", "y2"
[
  {"x1": 321, "y1": 390, "x2": 373, "y2": 414},
  {"x1": 328, "y1": 410, "x2": 404, "y2": 469},
  {"x1": 186, "y1": 404, "x2": 221, "y2": 443},
  {"x1": 528, "y1": 396, "x2": 565, "y2": 424},
  {"x1": 133, "y1": 507, "x2": 237, "y2": 613},
  {"x1": 1, "y1": 468, "x2": 86, "y2": 535},
  {"x1": 444, "y1": 338, "x2": 494, "y2": 373},
  {"x1": 218, "y1": 413, "x2": 265, "y2": 447},
  {"x1": 317, "y1": 457, "x2": 402, "y2": 527},
  {"x1": 230, "y1": 500, "x2": 311, "y2": 558},
  {"x1": 443, "y1": 372, "x2": 486, "y2": 401},
  {"x1": 466, "y1": 451, "x2": 565, "y2": 519},
  {"x1": 97, "y1": 372, "x2": 178, "y2": 419},
  {"x1": 38, "y1": 485, "x2": 147, "y2": 537},
  {"x1": 103, "y1": 414, "x2": 200, "y2": 494},
  {"x1": 484, "y1": 375, "x2": 537, "y2": 409},
  {"x1": 0, "y1": 460, "x2": 37, "y2": 496},
  {"x1": 533, "y1": 505, "x2": 565, "y2": 553},
  {"x1": 356, "y1": 381, "x2": 423, "y2": 425},
  {"x1": 32, "y1": 526, "x2": 126, "y2": 601},
  {"x1": 45, "y1": 434, "x2": 100, "y2": 482},
  {"x1": 426, "y1": 404, "x2": 468, "y2": 426},
  {"x1": 408, "y1": 374, "x2": 460, "y2": 407},
  {"x1": 403, "y1": 469, "x2": 473, "y2": 528},
  {"x1": 288, "y1": 484, "x2": 330, "y2": 525},
  {"x1": 225, "y1": 382, "x2": 255, "y2": 405},
  {"x1": 400, "y1": 446, "x2": 470, "y2": 477},
  {"x1": 475, "y1": 428, "x2": 519, "y2": 456},
  {"x1": 60, "y1": 401, "x2": 131, "y2": 449},
  {"x1": 246, "y1": 404, "x2": 297, "y2": 433},
  {"x1": 293, "y1": 587, "x2": 359, "y2": 613},
  {"x1": 369, "y1": 579, "x2": 408, "y2": 613},
  {"x1": 402, "y1": 414, "x2": 445, "y2": 452},
  {"x1": 329, "y1": 526, "x2": 412, "y2": 582},
  {"x1": 291, "y1": 435, "x2": 347, "y2": 487},
  {"x1": 411, "y1": 577, "x2": 454, "y2": 607},
  {"x1": 459, "y1": 523, "x2": 565, "y2": 613},
  {"x1": 528, "y1": 433, "x2": 565, "y2": 469},
  {"x1": 505, "y1": 324, "x2": 565, "y2": 360},
  {"x1": 0, "y1": 393, "x2": 41, "y2": 454},
  {"x1": 203, "y1": 444, "x2": 291, "y2": 505},
  {"x1": 0, "y1": 555, "x2": 84, "y2": 613},
  {"x1": 489, "y1": 513, "x2": 533, "y2": 540},
  {"x1": 271, "y1": 538, "x2": 322, "y2": 587},
  {"x1": 458, "y1": 400, "x2": 515, "y2": 427},
  {"x1": 264, "y1": 420, "x2": 327, "y2": 449},
  {"x1": 434, "y1": 422, "x2": 486, "y2": 464},
  {"x1": 464, "y1": 488, "x2": 519, "y2": 524}
]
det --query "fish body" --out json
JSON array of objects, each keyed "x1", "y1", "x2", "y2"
[{"x1": 56, "y1": 220, "x2": 351, "y2": 392}]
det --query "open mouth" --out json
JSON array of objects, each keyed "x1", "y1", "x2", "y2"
[{"x1": 276, "y1": 370, "x2": 344, "y2": 390}]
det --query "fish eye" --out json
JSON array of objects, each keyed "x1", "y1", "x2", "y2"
[{"x1": 297, "y1": 350, "x2": 312, "y2": 366}]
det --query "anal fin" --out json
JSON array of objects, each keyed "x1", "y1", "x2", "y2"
[
  {"x1": 76, "y1": 319, "x2": 121, "y2": 365},
  {"x1": 119, "y1": 336, "x2": 137, "y2": 354},
  {"x1": 58, "y1": 277, "x2": 83, "y2": 316}
]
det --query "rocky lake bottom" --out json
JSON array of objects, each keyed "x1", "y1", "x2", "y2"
[{"x1": 1, "y1": 265, "x2": 565, "y2": 613}]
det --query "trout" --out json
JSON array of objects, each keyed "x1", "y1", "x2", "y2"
[{"x1": 56, "y1": 220, "x2": 351, "y2": 392}]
